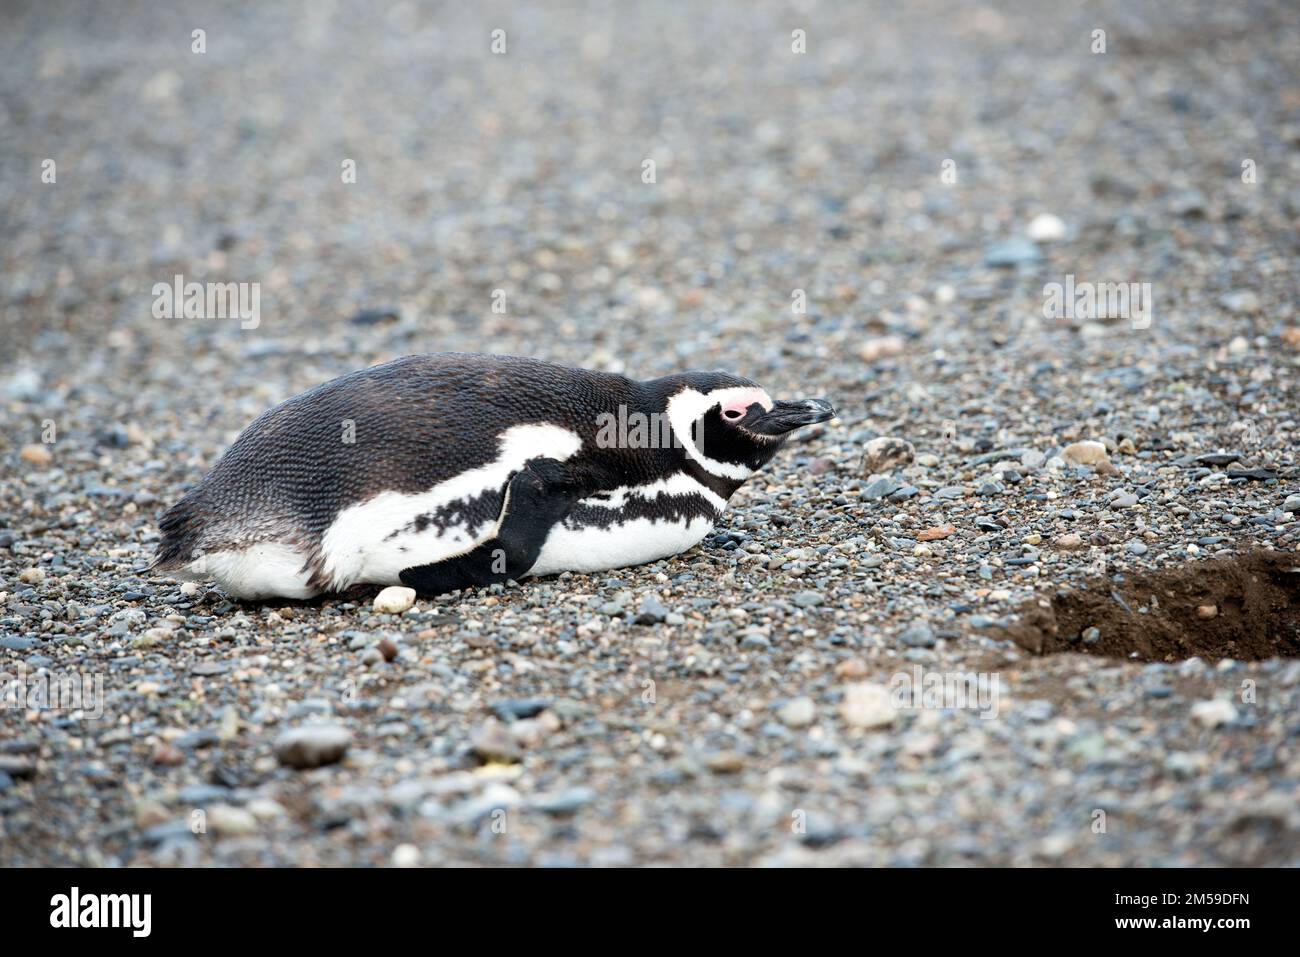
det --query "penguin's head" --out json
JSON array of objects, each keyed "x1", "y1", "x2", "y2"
[{"x1": 660, "y1": 371, "x2": 836, "y2": 481}]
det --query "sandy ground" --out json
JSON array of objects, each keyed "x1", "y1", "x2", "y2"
[{"x1": 2, "y1": 0, "x2": 1299, "y2": 866}]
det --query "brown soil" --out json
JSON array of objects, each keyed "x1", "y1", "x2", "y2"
[{"x1": 1001, "y1": 552, "x2": 1300, "y2": 662}]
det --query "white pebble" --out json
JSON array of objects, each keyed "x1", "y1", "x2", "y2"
[
  {"x1": 392, "y1": 844, "x2": 421, "y2": 867},
  {"x1": 840, "y1": 683, "x2": 896, "y2": 729},
  {"x1": 1027, "y1": 213, "x2": 1067, "y2": 242},
  {"x1": 777, "y1": 696, "x2": 817, "y2": 728},
  {"x1": 373, "y1": 585, "x2": 416, "y2": 614},
  {"x1": 1190, "y1": 698, "x2": 1237, "y2": 729}
]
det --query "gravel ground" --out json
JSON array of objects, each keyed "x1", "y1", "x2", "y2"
[{"x1": 2, "y1": 0, "x2": 1299, "y2": 867}]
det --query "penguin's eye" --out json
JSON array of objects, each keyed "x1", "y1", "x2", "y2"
[{"x1": 722, "y1": 408, "x2": 744, "y2": 421}]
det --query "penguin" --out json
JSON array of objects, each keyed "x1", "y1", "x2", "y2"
[{"x1": 153, "y1": 353, "x2": 835, "y2": 600}]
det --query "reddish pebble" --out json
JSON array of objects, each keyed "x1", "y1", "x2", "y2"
[{"x1": 152, "y1": 743, "x2": 185, "y2": 766}]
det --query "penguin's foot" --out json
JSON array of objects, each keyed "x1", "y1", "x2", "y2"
[{"x1": 398, "y1": 457, "x2": 579, "y2": 595}]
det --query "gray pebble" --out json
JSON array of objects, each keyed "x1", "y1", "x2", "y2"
[
  {"x1": 899, "y1": 624, "x2": 936, "y2": 648},
  {"x1": 793, "y1": 590, "x2": 824, "y2": 608},
  {"x1": 274, "y1": 726, "x2": 353, "y2": 770}
]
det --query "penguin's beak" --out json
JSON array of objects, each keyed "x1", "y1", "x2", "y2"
[{"x1": 750, "y1": 398, "x2": 837, "y2": 436}]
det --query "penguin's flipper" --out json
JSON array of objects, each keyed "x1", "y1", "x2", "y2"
[{"x1": 398, "y1": 457, "x2": 578, "y2": 595}]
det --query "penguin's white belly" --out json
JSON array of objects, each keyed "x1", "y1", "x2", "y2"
[
  {"x1": 526, "y1": 473, "x2": 727, "y2": 576},
  {"x1": 346, "y1": 519, "x2": 494, "y2": 586},
  {"x1": 527, "y1": 515, "x2": 716, "y2": 577},
  {"x1": 181, "y1": 521, "x2": 491, "y2": 600},
  {"x1": 177, "y1": 543, "x2": 320, "y2": 601},
  {"x1": 317, "y1": 423, "x2": 584, "y2": 589}
]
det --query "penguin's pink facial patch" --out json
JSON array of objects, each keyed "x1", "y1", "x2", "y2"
[{"x1": 719, "y1": 390, "x2": 769, "y2": 422}]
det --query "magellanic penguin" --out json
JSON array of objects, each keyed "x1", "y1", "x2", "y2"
[{"x1": 153, "y1": 353, "x2": 836, "y2": 600}]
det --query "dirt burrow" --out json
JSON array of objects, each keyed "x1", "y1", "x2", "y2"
[{"x1": 1001, "y1": 551, "x2": 1300, "y2": 662}]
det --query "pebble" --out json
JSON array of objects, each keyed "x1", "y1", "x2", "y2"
[
  {"x1": 533, "y1": 787, "x2": 596, "y2": 815},
  {"x1": 858, "y1": 335, "x2": 906, "y2": 362},
  {"x1": 1190, "y1": 699, "x2": 1237, "y2": 729},
  {"x1": 1054, "y1": 533, "x2": 1084, "y2": 550},
  {"x1": 1126, "y1": 541, "x2": 1148, "y2": 556},
  {"x1": 18, "y1": 567, "x2": 45, "y2": 585},
  {"x1": 898, "y1": 624, "x2": 937, "y2": 648},
  {"x1": 985, "y1": 237, "x2": 1041, "y2": 267},
  {"x1": 860, "y1": 436, "x2": 915, "y2": 474},
  {"x1": 392, "y1": 844, "x2": 421, "y2": 867},
  {"x1": 0, "y1": 755, "x2": 35, "y2": 781},
  {"x1": 793, "y1": 590, "x2": 824, "y2": 608},
  {"x1": 134, "y1": 798, "x2": 170, "y2": 829},
  {"x1": 1219, "y1": 290, "x2": 1260, "y2": 314},
  {"x1": 274, "y1": 726, "x2": 353, "y2": 769},
  {"x1": 373, "y1": 586, "x2": 416, "y2": 614},
  {"x1": 1027, "y1": 213, "x2": 1067, "y2": 242},
  {"x1": 208, "y1": 805, "x2": 259, "y2": 837},
  {"x1": 19, "y1": 444, "x2": 52, "y2": 467},
  {"x1": 508, "y1": 718, "x2": 551, "y2": 748},
  {"x1": 151, "y1": 743, "x2": 185, "y2": 766},
  {"x1": 705, "y1": 751, "x2": 746, "y2": 774},
  {"x1": 1195, "y1": 604, "x2": 1218, "y2": 620},
  {"x1": 470, "y1": 720, "x2": 523, "y2": 763},
  {"x1": 835, "y1": 659, "x2": 869, "y2": 679},
  {"x1": 1170, "y1": 189, "x2": 1207, "y2": 217},
  {"x1": 217, "y1": 707, "x2": 240, "y2": 741},
  {"x1": 840, "y1": 683, "x2": 896, "y2": 729},
  {"x1": 3, "y1": 368, "x2": 41, "y2": 401},
  {"x1": 349, "y1": 307, "x2": 401, "y2": 326},
  {"x1": 634, "y1": 595, "x2": 669, "y2": 624},
  {"x1": 491, "y1": 698, "x2": 553, "y2": 722},
  {"x1": 1062, "y1": 441, "x2": 1114, "y2": 472},
  {"x1": 862, "y1": 477, "x2": 902, "y2": 500},
  {"x1": 777, "y1": 696, "x2": 817, "y2": 728}
]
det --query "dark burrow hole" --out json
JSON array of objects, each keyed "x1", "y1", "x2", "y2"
[{"x1": 1002, "y1": 551, "x2": 1300, "y2": 662}]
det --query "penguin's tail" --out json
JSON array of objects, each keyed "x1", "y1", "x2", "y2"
[{"x1": 151, "y1": 496, "x2": 206, "y2": 574}]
